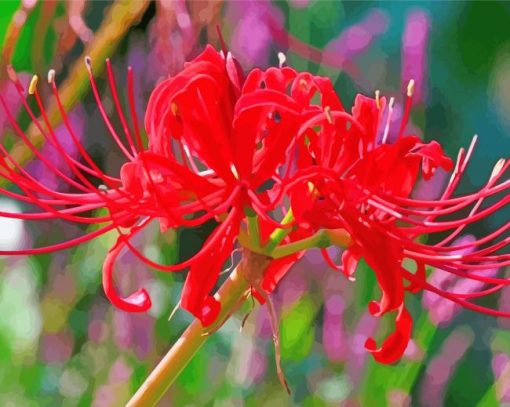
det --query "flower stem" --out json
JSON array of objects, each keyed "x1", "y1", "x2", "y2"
[{"x1": 126, "y1": 251, "x2": 269, "y2": 407}]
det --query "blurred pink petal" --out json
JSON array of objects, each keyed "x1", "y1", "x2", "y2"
[{"x1": 402, "y1": 10, "x2": 430, "y2": 102}]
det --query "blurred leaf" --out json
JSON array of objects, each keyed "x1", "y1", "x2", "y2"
[
  {"x1": 0, "y1": 1, "x2": 20, "y2": 46},
  {"x1": 175, "y1": 340, "x2": 208, "y2": 396},
  {"x1": 281, "y1": 295, "x2": 317, "y2": 361}
]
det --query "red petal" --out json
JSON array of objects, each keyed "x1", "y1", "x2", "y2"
[
  {"x1": 365, "y1": 305, "x2": 413, "y2": 364},
  {"x1": 102, "y1": 238, "x2": 152, "y2": 313},
  {"x1": 180, "y1": 207, "x2": 242, "y2": 326},
  {"x1": 351, "y1": 94, "x2": 380, "y2": 145}
]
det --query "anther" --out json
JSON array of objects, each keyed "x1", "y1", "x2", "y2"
[
  {"x1": 28, "y1": 75, "x2": 38, "y2": 95},
  {"x1": 278, "y1": 52, "x2": 286, "y2": 68},
  {"x1": 491, "y1": 158, "x2": 506, "y2": 180},
  {"x1": 375, "y1": 90, "x2": 381, "y2": 109},
  {"x1": 84, "y1": 56, "x2": 92, "y2": 69},
  {"x1": 47, "y1": 69, "x2": 55, "y2": 84},
  {"x1": 324, "y1": 106, "x2": 333, "y2": 124},
  {"x1": 407, "y1": 79, "x2": 415, "y2": 97},
  {"x1": 170, "y1": 102, "x2": 178, "y2": 116},
  {"x1": 388, "y1": 96, "x2": 395, "y2": 110}
]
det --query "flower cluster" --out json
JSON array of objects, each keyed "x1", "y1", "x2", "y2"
[{"x1": 1, "y1": 44, "x2": 508, "y2": 365}]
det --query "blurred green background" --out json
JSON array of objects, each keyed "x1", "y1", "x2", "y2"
[{"x1": 0, "y1": 1, "x2": 509, "y2": 406}]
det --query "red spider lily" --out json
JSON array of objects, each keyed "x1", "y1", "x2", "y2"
[
  {"x1": 2, "y1": 42, "x2": 508, "y2": 369},
  {"x1": 0, "y1": 45, "x2": 343, "y2": 328},
  {"x1": 289, "y1": 85, "x2": 510, "y2": 363}
]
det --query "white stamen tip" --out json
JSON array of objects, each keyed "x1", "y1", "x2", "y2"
[
  {"x1": 47, "y1": 69, "x2": 55, "y2": 84},
  {"x1": 28, "y1": 75, "x2": 38, "y2": 95},
  {"x1": 84, "y1": 56, "x2": 92, "y2": 68},
  {"x1": 381, "y1": 97, "x2": 396, "y2": 144},
  {"x1": 277, "y1": 52, "x2": 286, "y2": 68},
  {"x1": 491, "y1": 159, "x2": 506, "y2": 180},
  {"x1": 407, "y1": 79, "x2": 415, "y2": 97},
  {"x1": 388, "y1": 97, "x2": 395, "y2": 110}
]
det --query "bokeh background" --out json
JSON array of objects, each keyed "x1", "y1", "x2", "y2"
[{"x1": 0, "y1": 1, "x2": 509, "y2": 406}]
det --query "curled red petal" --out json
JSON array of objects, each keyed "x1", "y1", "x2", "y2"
[
  {"x1": 102, "y1": 237, "x2": 152, "y2": 312},
  {"x1": 341, "y1": 248, "x2": 359, "y2": 280},
  {"x1": 365, "y1": 305, "x2": 413, "y2": 364}
]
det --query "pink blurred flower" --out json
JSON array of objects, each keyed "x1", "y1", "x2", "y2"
[{"x1": 402, "y1": 10, "x2": 430, "y2": 103}]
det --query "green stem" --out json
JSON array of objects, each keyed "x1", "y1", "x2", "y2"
[
  {"x1": 264, "y1": 209, "x2": 295, "y2": 253},
  {"x1": 272, "y1": 229, "x2": 330, "y2": 259},
  {"x1": 247, "y1": 213, "x2": 260, "y2": 249},
  {"x1": 126, "y1": 252, "x2": 268, "y2": 407}
]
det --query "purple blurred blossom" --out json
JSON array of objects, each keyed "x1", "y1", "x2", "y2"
[
  {"x1": 413, "y1": 168, "x2": 449, "y2": 202},
  {"x1": 387, "y1": 389, "x2": 411, "y2": 407},
  {"x1": 346, "y1": 311, "x2": 378, "y2": 387},
  {"x1": 0, "y1": 73, "x2": 30, "y2": 133},
  {"x1": 93, "y1": 357, "x2": 132, "y2": 407},
  {"x1": 226, "y1": 0, "x2": 283, "y2": 68},
  {"x1": 403, "y1": 339, "x2": 424, "y2": 361},
  {"x1": 402, "y1": 10, "x2": 430, "y2": 103},
  {"x1": 325, "y1": 10, "x2": 389, "y2": 61},
  {"x1": 423, "y1": 235, "x2": 498, "y2": 326},
  {"x1": 112, "y1": 247, "x2": 154, "y2": 359},
  {"x1": 323, "y1": 294, "x2": 347, "y2": 362},
  {"x1": 246, "y1": 346, "x2": 268, "y2": 384},
  {"x1": 40, "y1": 331, "x2": 74, "y2": 364},
  {"x1": 28, "y1": 106, "x2": 85, "y2": 190},
  {"x1": 88, "y1": 305, "x2": 109, "y2": 343},
  {"x1": 146, "y1": 0, "x2": 193, "y2": 83},
  {"x1": 419, "y1": 328, "x2": 473, "y2": 407}
]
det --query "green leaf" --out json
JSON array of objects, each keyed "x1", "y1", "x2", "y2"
[{"x1": 281, "y1": 295, "x2": 318, "y2": 361}]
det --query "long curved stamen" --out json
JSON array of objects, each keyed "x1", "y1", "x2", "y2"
[
  {"x1": 0, "y1": 89, "x2": 91, "y2": 193},
  {"x1": 381, "y1": 97, "x2": 395, "y2": 144},
  {"x1": 84, "y1": 56, "x2": 134, "y2": 160},
  {"x1": 105, "y1": 59, "x2": 138, "y2": 156},
  {"x1": 403, "y1": 269, "x2": 510, "y2": 318},
  {"x1": 49, "y1": 78, "x2": 130, "y2": 193},
  {"x1": 126, "y1": 67, "x2": 144, "y2": 151},
  {"x1": 397, "y1": 79, "x2": 414, "y2": 138},
  {"x1": 34, "y1": 84, "x2": 120, "y2": 185},
  {"x1": 0, "y1": 222, "x2": 121, "y2": 255}
]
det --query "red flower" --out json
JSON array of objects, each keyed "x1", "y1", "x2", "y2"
[
  {"x1": 1, "y1": 44, "x2": 508, "y2": 368},
  {"x1": 290, "y1": 90, "x2": 509, "y2": 363},
  {"x1": 0, "y1": 46, "x2": 341, "y2": 328}
]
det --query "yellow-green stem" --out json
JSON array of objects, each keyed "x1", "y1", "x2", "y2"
[{"x1": 126, "y1": 252, "x2": 269, "y2": 407}]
